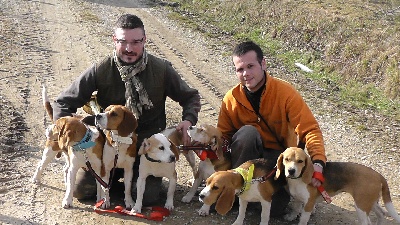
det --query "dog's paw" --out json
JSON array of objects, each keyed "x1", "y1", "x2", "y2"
[
  {"x1": 283, "y1": 212, "x2": 298, "y2": 221},
  {"x1": 198, "y1": 204, "x2": 210, "y2": 216},
  {"x1": 62, "y1": 198, "x2": 73, "y2": 208},
  {"x1": 131, "y1": 204, "x2": 142, "y2": 213},
  {"x1": 31, "y1": 177, "x2": 41, "y2": 184},
  {"x1": 164, "y1": 203, "x2": 174, "y2": 211},
  {"x1": 125, "y1": 199, "x2": 135, "y2": 210},
  {"x1": 181, "y1": 194, "x2": 193, "y2": 203}
]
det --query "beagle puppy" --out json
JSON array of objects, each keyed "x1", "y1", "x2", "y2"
[
  {"x1": 276, "y1": 147, "x2": 400, "y2": 225},
  {"x1": 95, "y1": 105, "x2": 138, "y2": 209},
  {"x1": 131, "y1": 132, "x2": 180, "y2": 213},
  {"x1": 181, "y1": 124, "x2": 232, "y2": 216},
  {"x1": 32, "y1": 86, "x2": 105, "y2": 209},
  {"x1": 199, "y1": 158, "x2": 284, "y2": 225}
]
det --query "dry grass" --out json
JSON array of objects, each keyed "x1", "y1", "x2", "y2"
[{"x1": 160, "y1": 0, "x2": 400, "y2": 118}]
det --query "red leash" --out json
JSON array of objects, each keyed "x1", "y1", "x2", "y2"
[
  {"x1": 313, "y1": 171, "x2": 332, "y2": 204},
  {"x1": 94, "y1": 199, "x2": 170, "y2": 221}
]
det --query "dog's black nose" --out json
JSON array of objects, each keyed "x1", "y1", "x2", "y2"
[
  {"x1": 199, "y1": 194, "x2": 205, "y2": 199},
  {"x1": 188, "y1": 126, "x2": 194, "y2": 130},
  {"x1": 169, "y1": 155, "x2": 176, "y2": 162},
  {"x1": 288, "y1": 168, "x2": 296, "y2": 176}
]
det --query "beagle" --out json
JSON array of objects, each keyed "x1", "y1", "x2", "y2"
[
  {"x1": 95, "y1": 105, "x2": 138, "y2": 209},
  {"x1": 131, "y1": 132, "x2": 180, "y2": 213},
  {"x1": 181, "y1": 124, "x2": 232, "y2": 216},
  {"x1": 32, "y1": 86, "x2": 106, "y2": 208},
  {"x1": 199, "y1": 158, "x2": 284, "y2": 225},
  {"x1": 162, "y1": 126, "x2": 198, "y2": 184},
  {"x1": 276, "y1": 147, "x2": 400, "y2": 225}
]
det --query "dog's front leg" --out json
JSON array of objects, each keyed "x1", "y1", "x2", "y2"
[
  {"x1": 182, "y1": 175, "x2": 202, "y2": 203},
  {"x1": 98, "y1": 170, "x2": 110, "y2": 209},
  {"x1": 132, "y1": 175, "x2": 147, "y2": 213},
  {"x1": 259, "y1": 200, "x2": 272, "y2": 225},
  {"x1": 164, "y1": 173, "x2": 177, "y2": 210},
  {"x1": 123, "y1": 160, "x2": 135, "y2": 209},
  {"x1": 298, "y1": 200, "x2": 315, "y2": 225},
  {"x1": 232, "y1": 198, "x2": 248, "y2": 225}
]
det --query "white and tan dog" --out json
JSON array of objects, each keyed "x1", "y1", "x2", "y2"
[
  {"x1": 276, "y1": 147, "x2": 400, "y2": 225},
  {"x1": 95, "y1": 105, "x2": 138, "y2": 209},
  {"x1": 131, "y1": 132, "x2": 180, "y2": 213},
  {"x1": 33, "y1": 116, "x2": 105, "y2": 208},
  {"x1": 181, "y1": 124, "x2": 231, "y2": 216},
  {"x1": 32, "y1": 86, "x2": 106, "y2": 208},
  {"x1": 199, "y1": 158, "x2": 284, "y2": 225}
]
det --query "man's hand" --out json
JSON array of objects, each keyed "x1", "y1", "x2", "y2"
[
  {"x1": 311, "y1": 163, "x2": 323, "y2": 187},
  {"x1": 176, "y1": 120, "x2": 192, "y2": 146}
]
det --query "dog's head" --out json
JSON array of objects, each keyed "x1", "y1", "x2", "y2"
[
  {"x1": 53, "y1": 117, "x2": 88, "y2": 150},
  {"x1": 95, "y1": 105, "x2": 137, "y2": 137},
  {"x1": 275, "y1": 147, "x2": 313, "y2": 183},
  {"x1": 138, "y1": 133, "x2": 179, "y2": 163},
  {"x1": 187, "y1": 124, "x2": 224, "y2": 159},
  {"x1": 198, "y1": 171, "x2": 238, "y2": 215}
]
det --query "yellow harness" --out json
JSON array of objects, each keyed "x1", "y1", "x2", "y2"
[{"x1": 233, "y1": 164, "x2": 255, "y2": 195}]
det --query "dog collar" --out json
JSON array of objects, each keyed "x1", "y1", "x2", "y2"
[
  {"x1": 233, "y1": 164, "x2": 255, "y2": 195},
  {"x1": 144, "y1": 154, "x2": 161, "y2": 163},
  {"x1": 72, "y1": 129, "x2": 96, "y2": 151},
  {"x1": 110, "y1": 131, "x2": 133, "y2": 145}
]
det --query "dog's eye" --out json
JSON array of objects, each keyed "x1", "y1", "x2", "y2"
[
  {"x1": 159, "y1": 146, "x2": 165, "y2": 151},
  {"x1": 211, "y1": 185, "x2": 219, "y2": 190},
  {"x1": 297, "y1": 160, "x2": 303, "y2": 163},
  {"x1": 110, "y1": 112, "x2": 117, "y2": 117}
]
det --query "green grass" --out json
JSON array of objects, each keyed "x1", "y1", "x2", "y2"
[{"x1": 159, "y1": 0, "x2": 400, "y2": 120}]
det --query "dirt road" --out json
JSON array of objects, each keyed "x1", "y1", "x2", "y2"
[{"x1": 1, "y1": 0, "x2": 399, "y2": 224}]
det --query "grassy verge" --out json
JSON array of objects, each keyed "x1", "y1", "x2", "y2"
[{"x1": 157, "y1": 0, "x2": 400, "y2": 120}]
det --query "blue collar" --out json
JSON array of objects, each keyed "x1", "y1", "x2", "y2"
[{"x1": 72, "y1": 129, "x2": 96, "y2": 151}]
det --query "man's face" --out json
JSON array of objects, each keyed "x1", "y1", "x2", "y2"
[
  {"x1": 113, "y1": 28, "x2": 146, "y2": 64},
  {"x1": 233, "y1": 50, "x2": 266, "y2": 92}
]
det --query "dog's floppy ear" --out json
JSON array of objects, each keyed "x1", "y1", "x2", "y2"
[
  {"x1": 215, "y1": 186, "x2": 235, "y2": 215},
  {"x1": 138, "y1": 138, "x2": 149, "y2": 155},
  {"x1": 170, "y1": 140, "x2": 180, "y2": 161},
  {"x1": 118, "y1": 107, "x2": 137, "y2": 137},
  {"x1": 275, "y1": 153, "x2": 284, "y2": 180},
  {"x1": 55, "y1": 118, "x2": 69, "y2": 150},
  {"x1": 301, "y1": 150, "x2": 314, "y2": 184}
]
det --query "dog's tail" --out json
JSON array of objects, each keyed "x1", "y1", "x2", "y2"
[
  {"x1": 42, "y1": 85, "x2": 54, "y2": 121},
  {"x1": 381, "y1": 175, "x2": 400, "y2": 222}
]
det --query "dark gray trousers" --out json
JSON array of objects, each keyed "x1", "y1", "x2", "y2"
[{"x1": 230, "y1": 125, "x2": 290, "y2": 217}]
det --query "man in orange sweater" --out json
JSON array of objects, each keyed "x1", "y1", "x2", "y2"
[{"x1": 217, "y1": 40, "x2": 327, "y2": 217}]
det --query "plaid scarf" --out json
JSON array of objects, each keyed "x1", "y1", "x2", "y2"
[{"x1": 113, "y1": 50, "x2": 153, "y2": 118}]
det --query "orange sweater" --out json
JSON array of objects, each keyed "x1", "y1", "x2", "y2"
[{"x1": 217, "y1": 72, "x2": 326, "y2": 164}]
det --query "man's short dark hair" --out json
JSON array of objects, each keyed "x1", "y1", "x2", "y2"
[
  {"x1": 115, "y1": 14, "x2": 144, "y2": 30},
  {"x1": 233, "y1": 41, "x2": 264, "y2": 64}
]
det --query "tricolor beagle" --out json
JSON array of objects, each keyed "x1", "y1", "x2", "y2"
[
  {"x1": 131, "y1": 132, "x2": 180, "y2": 213},
  {"x1": 199, "y1": 158, "x2": 284, "y2": 225},
  {"x1": 95, "y1": 105, "x2": 138, "y2": 209},
  {"x1": 276, "y1": 147, "x2": 400, "y2": 225},
  {"x1": 32, "y1": 86, "x2": 106, "y2": 208},
  {"x1": 181, "y1": 124, "x2": 232, "y2": 216}
]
